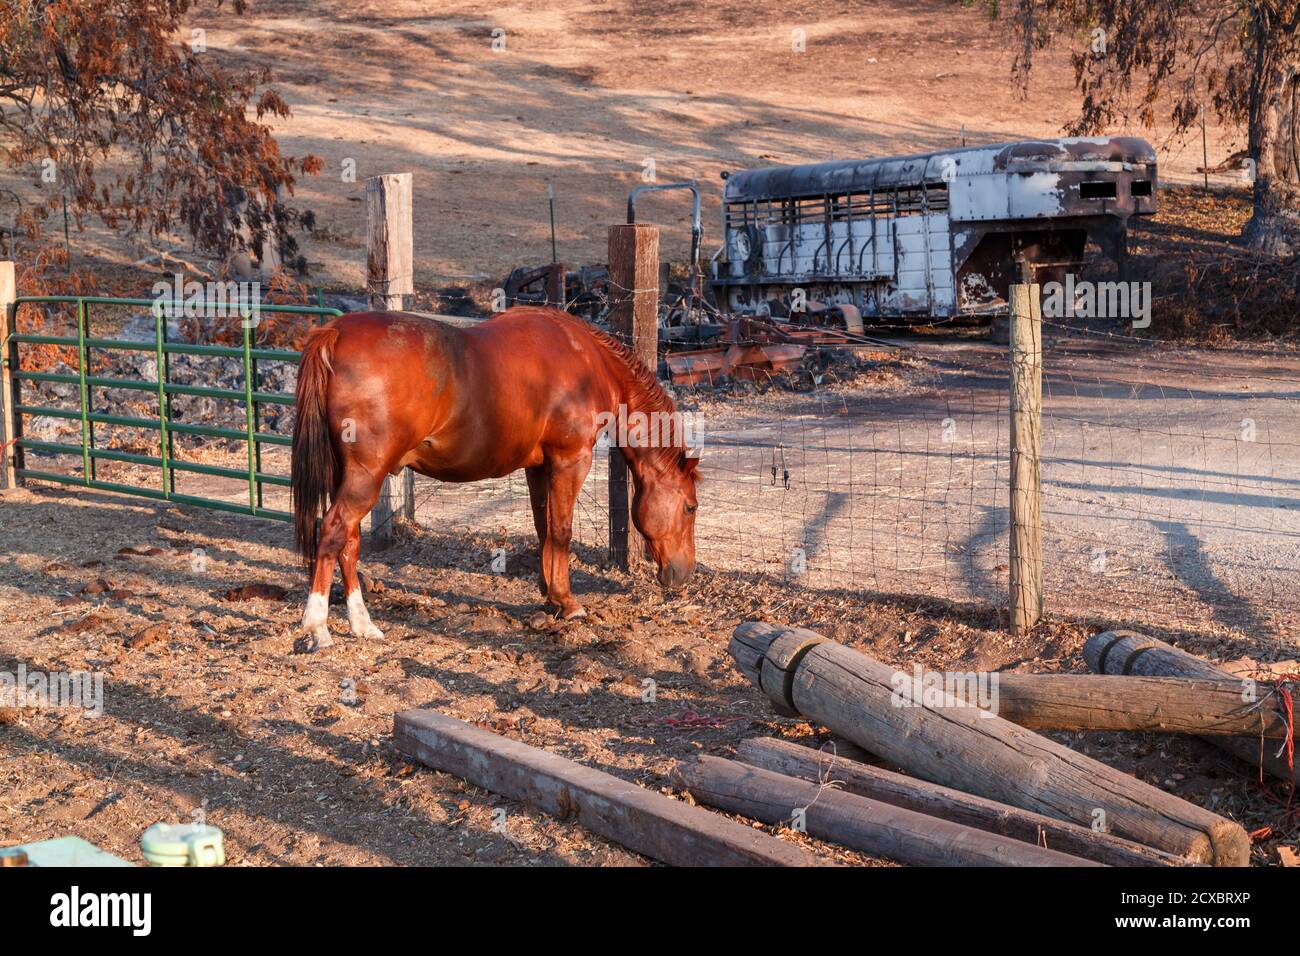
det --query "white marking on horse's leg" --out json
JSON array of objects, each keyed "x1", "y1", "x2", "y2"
[
  {"x1": 301, "y1": 591, "x2": 333, "y2": 649},
  {"x1": 346, "y1": 588, "x2": 384, "y2": 640}
]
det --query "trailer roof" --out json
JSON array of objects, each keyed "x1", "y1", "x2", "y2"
[{"x1": 723, "y1": 136, "x2": 1156, "y2": 204}]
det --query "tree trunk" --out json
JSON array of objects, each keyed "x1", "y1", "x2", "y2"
[{"x1": 1244, "y1": 65, "x2": 1300, "y2": 254}]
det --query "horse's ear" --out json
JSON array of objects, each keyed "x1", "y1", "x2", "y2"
[{"x1": 679, "y1": 451, "x2": 702, "y2": 483}]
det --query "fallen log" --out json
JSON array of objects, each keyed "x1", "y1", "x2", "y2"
[
  {"x1": 736, "y1": 737, "x2": 1192, "y2": 867},
  {"x1": 393, "y1": 709, "x2": 821, "y2": 867},
  {"x1": 730, "y1": 621, "x2": 1250, "y2": 865},
  {"x1": 990, "y1": 673, "x2": 1291, "y2": 737},
  {"x1": 675, "y1": 755, "x2": 1102, "y2": 867},
  {"x1": 1084, "y1": 630, "x2": 1296, "y2": 786}
]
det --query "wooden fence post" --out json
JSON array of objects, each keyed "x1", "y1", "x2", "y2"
[
  {"x1": 606, "y1": 223, "x2": 659, "y2": 571},
  {"x1": 366, "y1": 173, "x2": 414, "y2": 549},
  {"x1": 0, "y1": 261, "x2": 16, "y2": 489},
  {"x1": 366, "y1": 173, "x2": 413, "y2": 311},
  {"x1": 1009, "y1": 265, "x2": 1043, "y2": 634}
]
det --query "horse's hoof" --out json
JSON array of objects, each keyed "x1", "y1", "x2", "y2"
[
  {"x1": 355, "y1": 623, "x2": 384, "y2": 641},
  {"x1": 559, "y1": 605, "x2": 587, "y2": 621},
  {"x1": 294, "y1": 632, "x2": 334, "y2": 654}
]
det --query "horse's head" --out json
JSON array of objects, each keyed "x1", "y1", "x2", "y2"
[{"x1": 633, "y1": 451, "x2": 699, "y2": 589}]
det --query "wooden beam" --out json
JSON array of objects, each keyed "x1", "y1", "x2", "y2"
[
  {"x1": 393, "y1": 709, "x2": 822, "y2": 867},
  {"x1": 729, "y1": 621, "x2": 1250, "y2": 865},
  {"x1": 0, "y1": 261, "x2": 16, "y2": 490},
  {"x1": 989, "y1": 673, "x2": 1291, "y2": 737},
  {"x1": 675, "y1": 755, "x2": 1102, "y2": 867},
  {"x1": 1008, "y1": 271, "x2": 1042, "y2": 634},
  {"x1": 736, "y1": 737, "x2": 1192, "y2": 867},
  {"x1": 1085, "y1": 630, "x2": 1297, "y2": 785},
  {"x1": 606, "y1": 223, "x2": 658, "y2": 571}
]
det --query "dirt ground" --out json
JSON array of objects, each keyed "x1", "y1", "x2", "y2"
[
  {"x1": 1, "y1": 1, "x2": 1295, "y2": 869},
  {"x1": 3, "y1": 0, "x2": 1250, "y2": 289},
  {"x1": 0, "y1": 480, "x2": 1294, "y2": 866}
]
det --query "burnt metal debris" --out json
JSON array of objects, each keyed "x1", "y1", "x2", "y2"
[
  {"x1": 716, "y1": 136, "x2": 1156, "y2": 323},
  {"x1": 501, "y1": 137, "x2": 1158, "y2": 382}
]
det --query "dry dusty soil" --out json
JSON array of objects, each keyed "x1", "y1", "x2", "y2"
[
  {"x1": 1, "y1": 2, "x2": 1295, "y2": 867},
  {"x1": 4, "y1": 0, "x2": 1250, "y2": 287},
  {"x1": 0, "y1": 477, "x2": 1295, "y2": 866}
]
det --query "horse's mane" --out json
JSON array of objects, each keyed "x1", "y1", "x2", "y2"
[{"x1": 550, "y1": 312, "x2": 697, "y2": 477}]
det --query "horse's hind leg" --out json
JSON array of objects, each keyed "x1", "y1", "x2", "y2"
[
  {"x1": 339, "y1": 519, "x2": 383, "y2": 640},
  {"x1": 525, "y1": 465, "x2": 548, "y2": 597},
  {"x1": 300, "y1": 465, "x2": 386, "y2": 650}
]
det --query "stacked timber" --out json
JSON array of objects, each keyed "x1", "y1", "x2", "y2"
[
  {"x1": 674, "y1": 755, "x2": 1103, "y2": 866},
  {"x1": 393, "y1": 709, "x2": 821, "y2": 867},
  {"x1": 1084, "y1": 630, "x2": 1295, "y2": 784},
  {"x1": 732, "y1": 737, "x2": 1190, "y2": 867},
  {"x1": 715, "y1": 621, "x2": 1252, "y2": 866},
  {"x1": 388, "y1": 624, "x2": 1287, "y2": 867}
]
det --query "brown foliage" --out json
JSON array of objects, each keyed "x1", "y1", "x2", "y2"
[
  {"x1": 176, "y1": 268, "x2": 322, "y2": 350},
  {"x1": 0, "y1": 1, "x2": 319, "y2": 264},
  {"x1": 999, "y1": 1, "x2": 1300, "y2": 250},
  {"x1": 1156, "y1": 249, "x2": 1300, "y2": 339}
]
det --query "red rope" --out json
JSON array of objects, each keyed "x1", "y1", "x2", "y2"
[
  {"x1": 1272, "y1": 673, "x2": 1297, "y2": 818},
  {"x1": 1276, "y1": 674, "x2": 1296, "y2": 783},
  {"x1": 1249, "y1": 673, "x2": 1299, "y2": 843}
]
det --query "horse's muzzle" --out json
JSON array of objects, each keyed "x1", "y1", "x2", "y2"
[{"x1": 657, "y1": 557, "x2": 694, "y2": 589}]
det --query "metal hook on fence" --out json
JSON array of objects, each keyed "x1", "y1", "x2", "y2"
[{"x1": 770, "y1": 444, "x2": 789, "y2": 489}]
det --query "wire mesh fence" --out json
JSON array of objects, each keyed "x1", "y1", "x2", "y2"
[
  {"x1": 9, "y1": 288, "x2": 1299, "y2": 643},
  {"x1": 405, "y1": 323, "x2": 1300, "y2": 642}
]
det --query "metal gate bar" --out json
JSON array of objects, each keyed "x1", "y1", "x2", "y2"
[{"x1": 6, "y1": 295, "x2": 341, "y2": 521}]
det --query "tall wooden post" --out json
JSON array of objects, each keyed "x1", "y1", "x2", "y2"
[
  {"x1": 365, "y1": 173, "x2": 415, "y2": 549},
  {"x1": 1009, "y1": 265, "x2": 1043, "y2": 634},
  {"x1": 544, "y1": 262, "x2": 566, "y2": 307},
  {"x1": 365, "y1": 173, "x2": 413, "y2": 311},
  {"x1": 0, "y1": 261, "x2": 17, "y2": 489},
  {"x1": 607, "y1": 223, "x2": 659, "y2": 570}
]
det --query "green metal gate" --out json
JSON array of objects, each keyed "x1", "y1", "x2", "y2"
[{"x1": 4, "y1": 295, "x2": 341, "y2": 521}]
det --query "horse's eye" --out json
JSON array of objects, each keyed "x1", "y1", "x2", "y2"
[{"x1": 684, "y1": 504, "x2": 697, "y2": 514}]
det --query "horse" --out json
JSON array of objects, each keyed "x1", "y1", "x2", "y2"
[{"x1": 290, "y1": 307, "x2": 700, "y2": 651}]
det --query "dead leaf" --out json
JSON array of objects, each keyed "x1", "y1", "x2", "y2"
[
  {"x1": 125, "y1": 622, "x2": 168, "y2": 651},
  {"x1": 61, "y1": 614, "x2": 109, "y2": 635},
  {"x1": 221, "y1": 583, "x2": 289, "y2": 602},
  {"x1": 117, "y1": 545, "x2": 163, "y2": 557}
]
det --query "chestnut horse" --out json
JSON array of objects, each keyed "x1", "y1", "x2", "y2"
[{"x1": 290, "y1": 307, "x2": 699, "y2": 650}]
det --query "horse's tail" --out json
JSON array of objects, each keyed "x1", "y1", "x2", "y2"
[{"x1": 292, "y1": 324, "x2": 341, "y2": 566}]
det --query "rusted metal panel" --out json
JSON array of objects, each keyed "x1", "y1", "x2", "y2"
[{"x1": 723, "y1": 137, "x2": 1156, "y2": 210}]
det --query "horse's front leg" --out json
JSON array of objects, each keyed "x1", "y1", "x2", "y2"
[{"x1": 541, "y1": 451, "x2": 591, "y2": 619}]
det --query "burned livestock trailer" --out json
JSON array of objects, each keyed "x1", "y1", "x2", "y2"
[{"x1": 711, "y1": 137, "x2": 1157, "y2": 324}]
